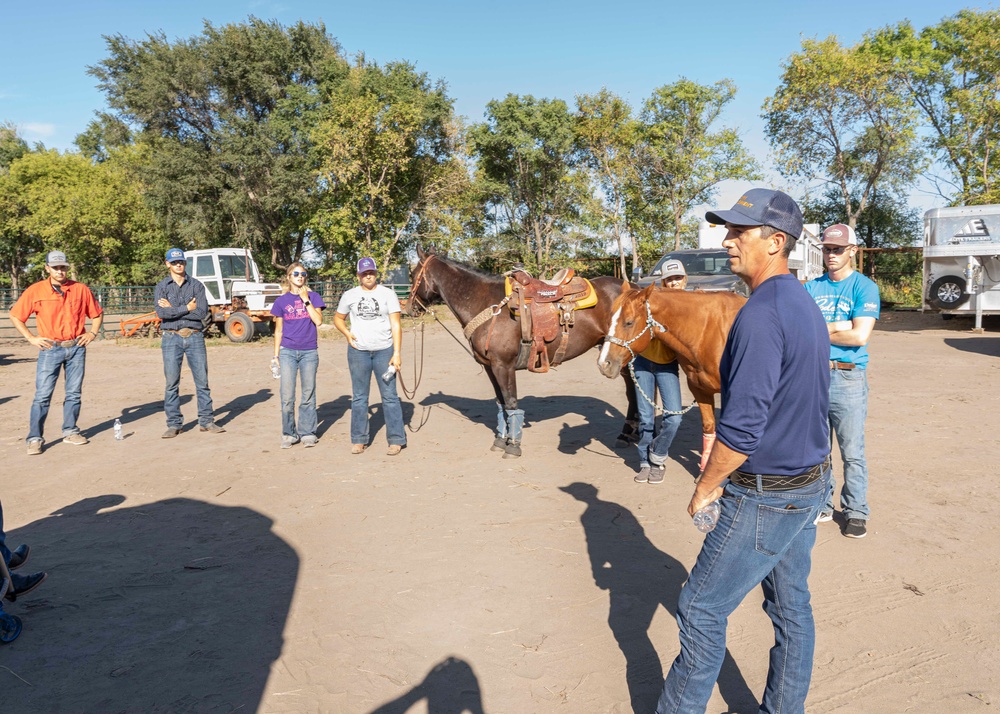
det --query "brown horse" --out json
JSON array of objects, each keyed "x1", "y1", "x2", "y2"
[
  {"x1": 597, "y1": 284, "x2": 745, "y2": 470},
  {"x1": 408, "y1": 247, "x2": 638, "y2": 458}
]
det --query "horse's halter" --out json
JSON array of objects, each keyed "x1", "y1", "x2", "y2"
[
  {"x1": 605, "y1": 300, "x2": 667, "y2": 362},
  {"x1": 408, "y1": 254, "x2": 438, "y2": 316}
]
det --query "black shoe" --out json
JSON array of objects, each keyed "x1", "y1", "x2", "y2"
[
  {"x1": 4, "y1": 572, "x2": 47, "y2": 602},
  {"x1": 8, "y1": 544, "x2": 29, "y2": 570},
  {"x1": 844, "y1": 518, "x2": 868, "y2": 539}
]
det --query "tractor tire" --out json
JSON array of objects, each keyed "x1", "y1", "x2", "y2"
[
  {"x1": 928, "y1": 276, "x2": 969, "y2": 311},
  {"x1": 224, "y1": 313, "x2": 255, "y2": 343}
]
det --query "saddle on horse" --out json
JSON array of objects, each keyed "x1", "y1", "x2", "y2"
[{"x1": 504, "y1": 268, "x2": 597, "y2": 373}]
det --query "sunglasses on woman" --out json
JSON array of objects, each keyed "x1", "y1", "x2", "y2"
[{"x1": 291, "y1": 271, "x2": 308, "y2": 277}]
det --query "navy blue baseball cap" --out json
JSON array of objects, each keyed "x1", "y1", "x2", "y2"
[
  {"x1": 165, "y1": 248, "x2": 186, "y2": 262},
  {"x1": 705, "y1": 188, "x2": 803, "y2": 239}
]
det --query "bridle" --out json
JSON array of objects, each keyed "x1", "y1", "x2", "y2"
[
  {"x1": 605, "y1": 299, "x2": 696, "y2": 417},
  {"x1": 407, "y1": 254, "x2": 437, "y2": 317}
]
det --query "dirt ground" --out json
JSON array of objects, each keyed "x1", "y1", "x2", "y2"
[{"x1": 0, "y1": 310, "x2": 998, "y2": 713}]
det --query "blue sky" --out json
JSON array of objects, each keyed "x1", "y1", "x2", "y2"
[{"x1": 1, "y1": 0, "x2": 989, "y2": 213}]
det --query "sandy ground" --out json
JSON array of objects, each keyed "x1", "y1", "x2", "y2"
[{"x1": 0, "y1": 310, "x2": 998, "y2": 714}]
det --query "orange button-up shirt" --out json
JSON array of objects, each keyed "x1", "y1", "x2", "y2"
[{"x1": 10, "y1": 279, "x2": 103, "y2": 341}]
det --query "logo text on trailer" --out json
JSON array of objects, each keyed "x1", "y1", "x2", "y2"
[{"x1": 953, "y1": 218, "x2": 991, "y2": 241}]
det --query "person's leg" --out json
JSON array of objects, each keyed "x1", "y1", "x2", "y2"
[
  {"x1": 278, "y1": 348, "x2": 299, "y2": 437},
  {"x1": 298, "y1": 349, "x2": 319, "y2": 438},
  {"x1": 829, "y1": 370, "x2": 870, "y2": 520},
  {"x1": 657, "y1": 475, "x2": 827, "y2": 713},
  {"x1": 28, "y1": 347, "x2": 63, "y2": 443},
  {"x1": 347, "y1": 347, "x2": 373, "y2": 445},
  {"x1": 161, "y1": 333, "x2": 184, "y2": 428},
  {"x1": 632, "y1": 356, "x2": 656, "y2": 469},
  {"x1": 61, "y1": 345, "x2": 87, "y2": 436},
  {"x1": 372, "y1": 346, "x2": 405, "y2": 446},
  {"x1": 649, "y1": 362, "x2": 682, "y2": 466},
  {"x1": 185, "y1": 333, "x2": 216, "y2": 427}
]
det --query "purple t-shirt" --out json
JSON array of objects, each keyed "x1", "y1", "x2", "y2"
[{"x1": 270, "y1": 291, "x2": 325, "y2": 350}]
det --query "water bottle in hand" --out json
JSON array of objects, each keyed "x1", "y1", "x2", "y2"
[
  {"x1": 270, "y1": 357, "x2": 281, "y2": 379},
  {"x1": 381, "y1": 364, "x2": 397, "y2": 382},
  {"x1": 113, "y1": 418, "x2": 123, "y2": 441},
  {"x1": 692, "y1": 501, "x2": 721, "y2": 534}
]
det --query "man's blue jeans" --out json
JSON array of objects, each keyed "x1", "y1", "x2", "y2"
[
  {"x1": 161, "y1": 331, "x2": 215, "y2": 428},
  {"x1": 347, "y1": 345, "x2": 405, "y2": 446},
  {"x1": 828, "y1": 369, "x2": 869, "y2": 520},
  {"x1": 633, "y1": 356, "x2": 682, "y2": 467},
  {"x1": 279, "y1": 348, "x2": 319, "y2": 438},
  {"x1": 28, "y1": 343, "x2": 87, "y2": 443},
  {"x1": 657, "y1": 469, "x2": 831, "y2": 714}
]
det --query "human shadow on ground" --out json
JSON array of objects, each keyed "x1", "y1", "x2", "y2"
[
  {"x1": 2, "y1": 494, "x2": 297, "y2": 712},
  {"x1": 0, "y1": 394, "x2": 18, "y2": 407},
  {"x1": 214, "y1": 388, "x2": 272, "y2": 428},
  {"x1": 420, "y1": 391, "x2": 626, "y2": 454},
  {"x1": 560, "y1": 482, "x2": 757, "y2": 714},
  {"x1": 0, "y1": 353, "x2": 35, "y2": 366},
  {"x1": 81, "y1": 396, "x2": 191, "y2": 440},
  {"x1": 316, "y1": 394, "x2": 352, "y2": 438},
  {"x1": 366, "y1": 401, "x2": 417, "y2": 443},
  {"x1": 368, "y1": 656, "x2": 485, "y2": 714},
  {"x1": 944, "y1": 336, "x2": 1000, "y2": 358}
]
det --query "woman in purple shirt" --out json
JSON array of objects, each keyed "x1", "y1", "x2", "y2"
[{"x1": 270, "y1": 263, "x2": 326, "y2": 448}]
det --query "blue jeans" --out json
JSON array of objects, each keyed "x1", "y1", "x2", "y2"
[
  {"x1": 828, "y1": 369, "x2": 869, "y2": 520},
  {"x1": 347, "y1": 345, "x2": 405, "y2": 446},
  {"x1": 28, "y1": 343, "x2": 87, "y2": 442},
  {"x1": 657, "y1": 469, "x2": 831, "y2": 714},
  {"x1": 633, "y1": 356, "x2": 682, "y2": 467},
  {"x1": 161, "y1": 331, "x2": 215, "y2": 428},
  {"x1": 279, "y1": 348, "x2": 318, "y2": 438}
]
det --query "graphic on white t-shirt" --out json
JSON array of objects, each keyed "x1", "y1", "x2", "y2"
[{"x1": 355, "y1": 296, "x2": 382, "y2": 320}]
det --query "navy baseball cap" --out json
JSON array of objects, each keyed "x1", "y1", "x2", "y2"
[
  {"x1": 356, "y1": 257, "x2": 377, "y2": 274},
  {"x1": 165, "y1": 248, "x2": 186, "y2": 262},
  {"x1": 705, "y1": 188, "x2": 803, "y2": 239}
]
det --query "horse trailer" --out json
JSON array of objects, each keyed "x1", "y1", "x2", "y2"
[{"x1": 922, "y1": 205, "x2": 1000, "y2": 329}]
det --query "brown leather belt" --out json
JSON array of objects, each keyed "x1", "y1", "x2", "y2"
[
  {"x1": 163, "y1": 328, "x2": 197, "y2": 337},
  {"x1": 830, "y1": 361, "x2": 855, "y2": 370},
  {"x1": 52, "y1": 339, "x2": 80, "y2": 347},
  {"x1": 730, "y1": 458, "x2": 829, "y2": 492}
]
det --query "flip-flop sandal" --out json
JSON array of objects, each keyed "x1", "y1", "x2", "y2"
[{"x1": 0, "y1": 613, "x2": 23, "y2": 643}]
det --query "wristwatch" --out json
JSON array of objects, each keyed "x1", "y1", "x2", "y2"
[{"x1": 303, "y1": 300, "x2": 311, "y2": 307}]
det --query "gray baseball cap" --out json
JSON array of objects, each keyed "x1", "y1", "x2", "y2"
[
  {"x1": 46, "y1": 250, "x2": 68, "y2": 266},
  {"x1": 660, "y1": 259, "x2": 686, "y2": 279}
]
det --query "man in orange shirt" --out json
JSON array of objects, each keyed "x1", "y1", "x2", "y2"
[{"x1": 9, "y1": 251, "x2": 104, "y2": 455}]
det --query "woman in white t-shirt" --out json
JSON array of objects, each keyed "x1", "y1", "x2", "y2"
[{"x1": 333, "y1": 257, "x2": 405, "y2": 455}]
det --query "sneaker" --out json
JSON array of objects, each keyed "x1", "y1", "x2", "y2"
[
  {"x1": 817, "y1": 511, "x2": 834, "y2": 523},
  {"x1": 351, "y1": 443, "x2": 366, "y2": 455},
  {"x1": 647, "y1": 464, "x2": 665, "y2": 485},
  {"x1": 8, "y1": 545, "x2": 29, "y2": 570},
  {"x1": 26, "y1": 440, "x2": 42, "y2": 456},
  {"x1": 4, "y1": 571, "x2": 47, "y2": 602},
  {"x1": 161, "y1": 428, "x2": 182, "y2": 439},
  {"x1": 634, "y1": 466, "x2": 651, "y2": 484},
  {"x1": 62, "y1": 432, "x2": 89, "y2": 446},
  {"x1": 281, "y1": 435, "x2": 299, "y2": 449},
  {"x1": 199, "y1": 422, "x2": 226, "y2": 434},
  {"x1": 301, "y1": 435, "x2": 318, "y2": 448},
  {"x1": 386, "y1": 444, "x2": 402, "y2": 456},
  {"x1": 844, "y1": 518, "x2": 868, "y2": 539}
]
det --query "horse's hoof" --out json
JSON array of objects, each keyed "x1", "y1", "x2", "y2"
[
  {"x1": 491, "y1": 436, "x2": 507, "y2": 452},
  {"x1": 502, "y1": 442, "x2": 522, "y2": 459}
]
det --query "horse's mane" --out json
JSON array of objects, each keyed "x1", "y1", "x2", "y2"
[{"x1": 424, "y1": 252, "x2": 505, "y2": 280}]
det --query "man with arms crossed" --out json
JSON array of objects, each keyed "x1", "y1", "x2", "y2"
[
  {"x1": 657, "y1": 189, "x2": 831, "y2": 714},
  {"x1": 9, "y1": 250, "x2": 103, "y2": 455},
  {"x1": 805, "y1": 224, "x2": 879, "y2": 539}
]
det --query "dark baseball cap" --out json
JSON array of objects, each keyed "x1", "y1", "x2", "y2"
[
  {"x1": 821, "y1": 224, "x2": 858, "y2": 246},
  {"x1": 705, "y1": 188, "x2": 803, "y2": 240},
  {"x1": 165, "y1": 248, "x2": 186, "y2": 262}
]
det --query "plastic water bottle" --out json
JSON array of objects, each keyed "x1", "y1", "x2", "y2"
[
  {"x1": 692, "y1": 501, "x2": 721, "y2": 534},
  {"x1": 381, "y1": 364, "x2": 397, "y2": 382},
  {"x1": 270, "y1": 357, "x2": 281, "y2": 379},
  {"x1": 113, "y1": 419, "x2": 123, "y2": 441}
]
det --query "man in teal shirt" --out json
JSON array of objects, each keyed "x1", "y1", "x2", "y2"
[{"x1": 805, "y1": 224, "x2": 880, "y2": 538}]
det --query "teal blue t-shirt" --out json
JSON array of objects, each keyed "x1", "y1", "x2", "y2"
[{"x1": 804, "y1": 271, "x2": 880, "y2": 367}]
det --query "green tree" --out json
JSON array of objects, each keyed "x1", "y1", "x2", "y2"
[
  {"x1": 637, "y1": 79, "x2": 761, "y2": 251},
  {"x1": 868, "y1": 10, "x2": 1000, "y2": 205},
  {"x1": 311, "y1": 58, "x2": 467, "y2": 277},
  {"x1": 467, "y1": 94, "x2": 590, "y2": 276},
  {"x1": 764, "y1": 36, "x2": 923, "y2": 229},
  {"x1": 0, "y1": 125, "x2": 36, "y2": 289},
  {"x1": 89, "y1": 17, "x2": 346, "y2": 271}
]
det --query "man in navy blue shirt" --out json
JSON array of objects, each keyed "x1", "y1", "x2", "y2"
[
  {"x1": 657, "y1": 189, "x2": 831, "y2": 714},
  {"x1": 154, "y1": 248, "x2": 225, "y2": 438}
]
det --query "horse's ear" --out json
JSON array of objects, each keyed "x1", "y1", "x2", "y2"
[
  {"x1": 621, "y1": 278, "x2": 630, "y2": 293},
  {"x1": 416, "y1": 245, "x2": 426, "y2": 261},
  {"x1": 641, "y1": 284, "x2": 657, "y2": 299}
]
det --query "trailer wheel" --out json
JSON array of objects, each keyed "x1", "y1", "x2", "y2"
[
  {"x1": 224, "y1": 313, "x2": 255, "y2": 343},
  {"x1": 928, "y1": 276, "x2": 969, "y2": 310}
]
